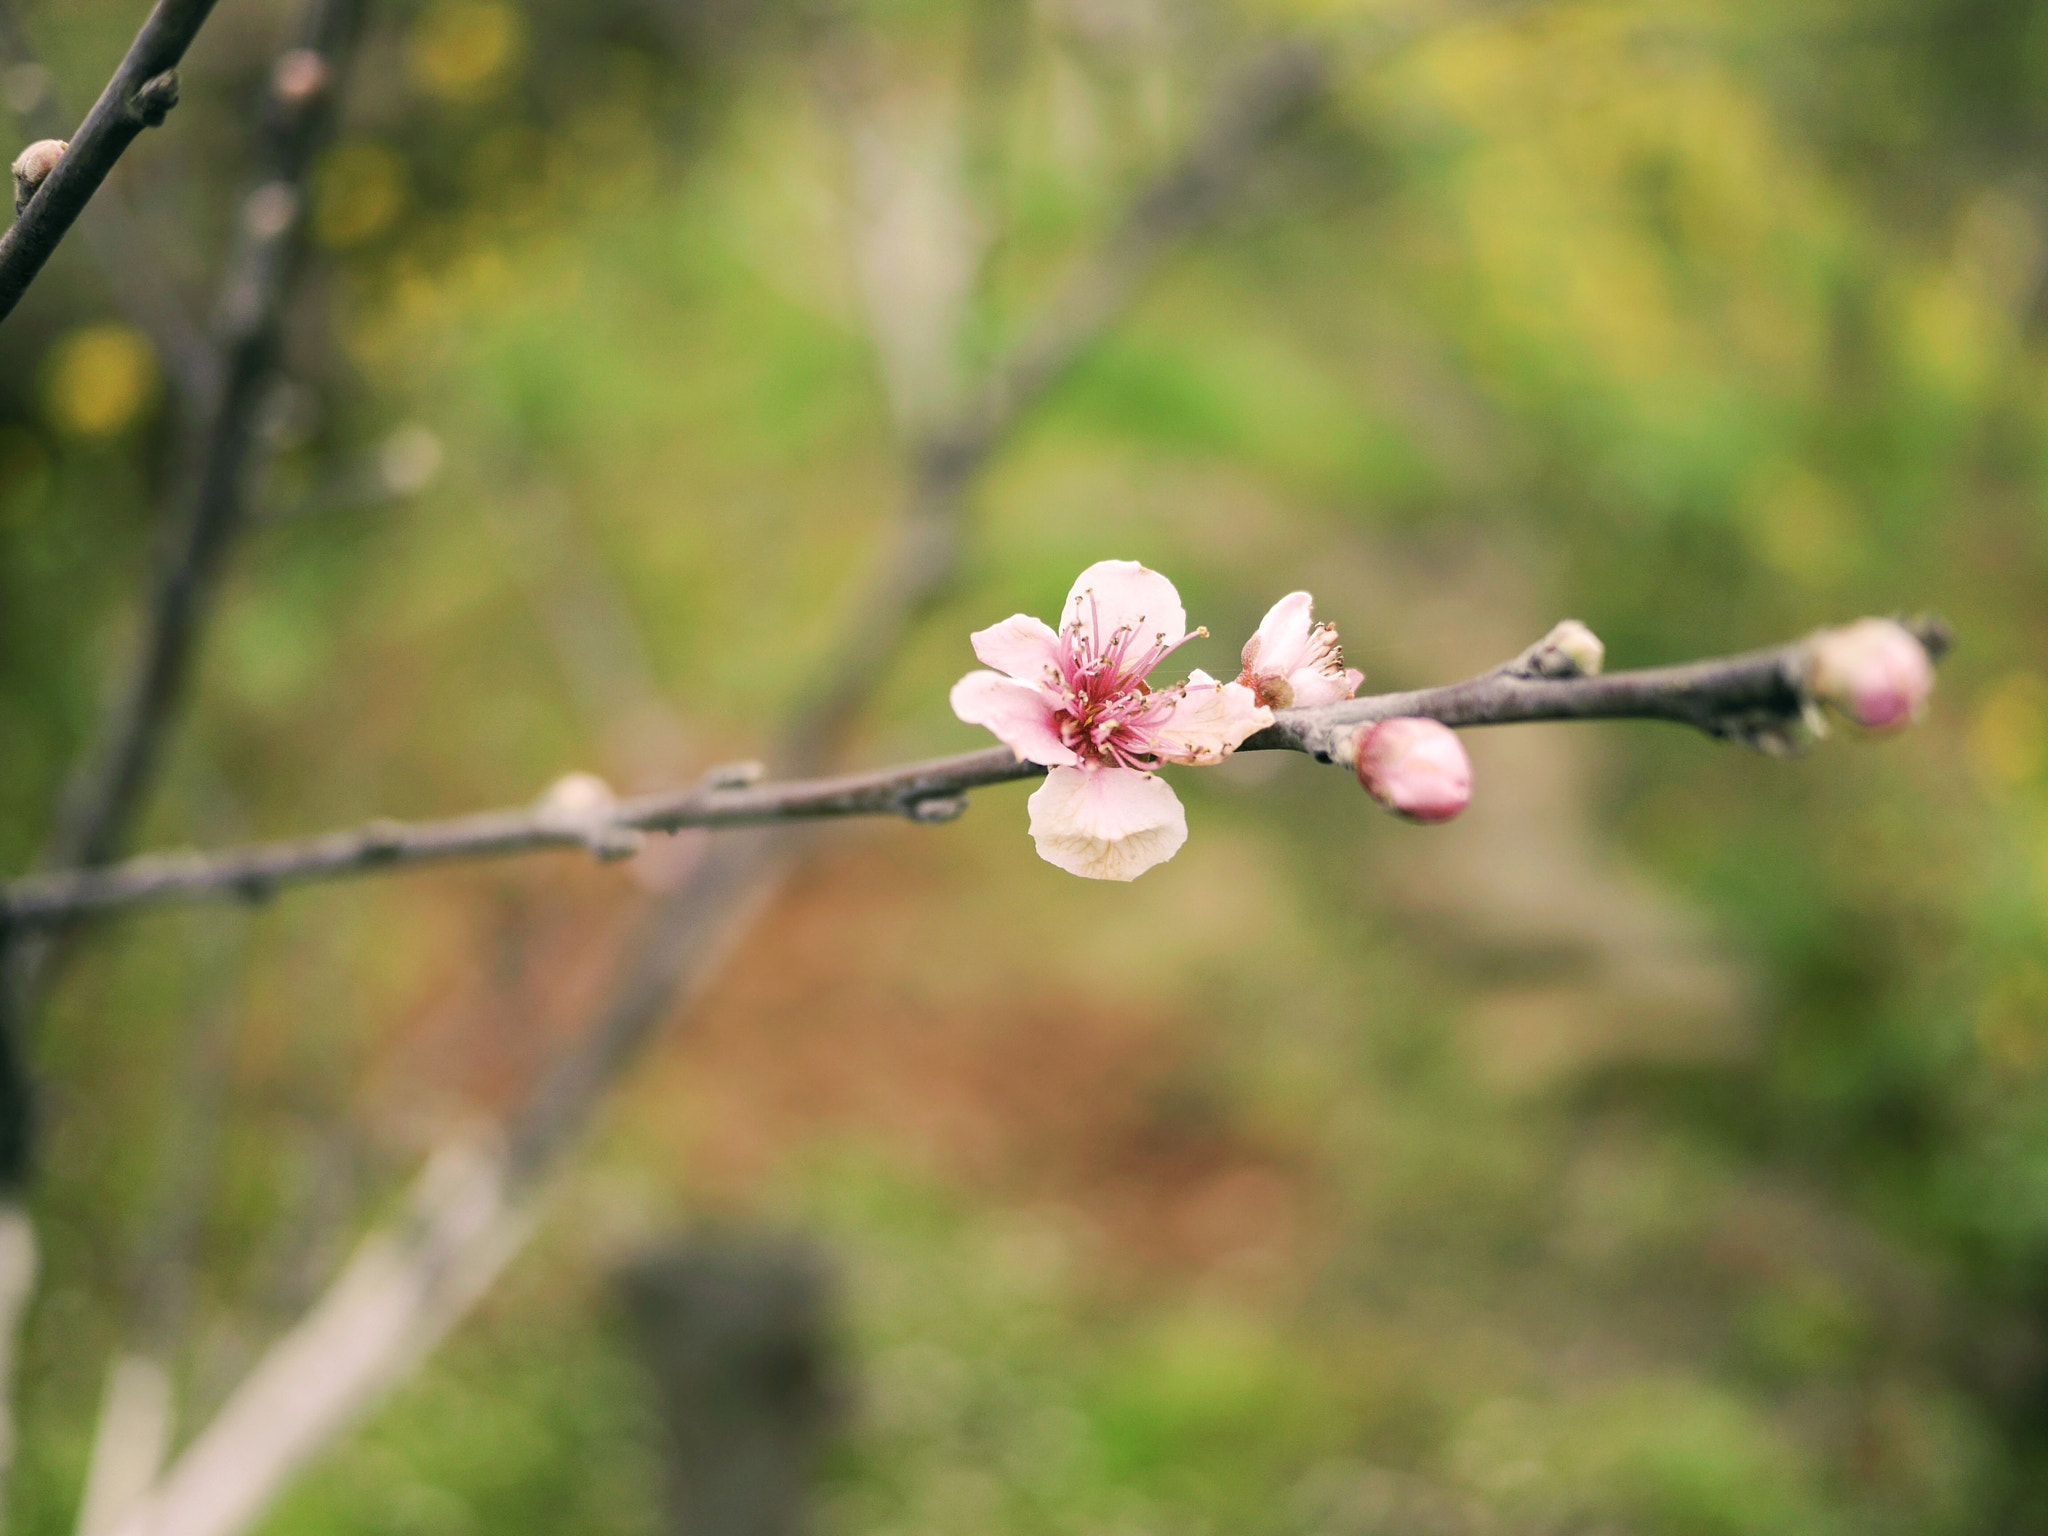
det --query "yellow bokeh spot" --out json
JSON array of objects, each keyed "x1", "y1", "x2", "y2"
[
  {"x1": 315, "y1": 141, "x2": 409, "y2": 248},
  {"x1": 43, "y1": 324, "x2": 159, "y2": 438},
  {"x1": 406, "y1": 0, "x2": 525, "y2": 102},
  {"x1": 1971, "y1": 672, "x2": 2048, "y2": 788}
]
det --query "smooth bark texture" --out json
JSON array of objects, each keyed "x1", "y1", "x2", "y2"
[
  {"x1": 0, "y1": 0, "x2": 219, "y2": 321},
  {"x1": 0, "y1": 617, "x2": 1952, "y2": 928}
]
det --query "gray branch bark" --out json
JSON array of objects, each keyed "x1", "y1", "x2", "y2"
[
  {"x1": 0, "y1": 0, "x2": 221, "y2": 321},
  {"x1": 0, "y1": 616, "x2": 1952, "y2": 929},
  {"x1": 0, "y1": 0, "x2": 217, "y2": 403}
]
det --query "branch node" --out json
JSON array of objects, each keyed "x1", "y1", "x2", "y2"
[
  {"x1": 904, "y1": 794, "x2": 968, "y2": 825},
  {"x1": 127, "y1": 70, "x2": 180, "y2": 128},
  {"x1": 231, "y1": 873, "x2": 276, "y2": 905},
  {"x1": 358, "y1": 819, "x2": 408, "y2": 859},
  {"x1": 10, "y1": 139, "x2": 65, "y2": 216},
  {"x1": 1506, "y1": 619, "x2": 1606, "y2": 679},
  {"x1": 702, "y1": 760, "x2": 766, "y2": 790},
  {"x1": 535, "y1": 772, "x2": 640, "y2": 860}
]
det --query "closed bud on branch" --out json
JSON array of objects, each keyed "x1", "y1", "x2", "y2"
[
  {"x1": 537, "y1": 771, "x2": 641, "y2": 859},
  {"x1": 1354, "y1": 717, "x2": 1472, "y2": 823},
  {"x1": 11, "y1": 138, "x2": 64, "y2": 215},
  {"x1": 1538, "y1": 619, "x2": 1605, "y2": 677},
  {"x1": 1806, "y1": 618, "x2": 1934, "y2": 730}
]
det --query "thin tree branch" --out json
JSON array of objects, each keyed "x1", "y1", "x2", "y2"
[
  {"x1": 0, "y1": 0, "x2": 217, "y2": 402},
  {"x1": 99, "y1": 39, "x2": 1342, "y2": 1536},
  {"x1": 41, "y1": 0, "x2": 366, "y2": 883},
  {"x1": 0, "y1": 0, "x2": 221, "y2": 322},
  {"x1": 0, "y1": 617, "x2": 1952, "y2": 930}
]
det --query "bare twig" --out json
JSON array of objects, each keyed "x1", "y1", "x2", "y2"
[
  {"x1": 100, "y1": 41, "x2": 1338, "y2": 1536},
  {"x1": 0, "y1": 617, "x2": 1952, "y2": 929},
  {"x1": 0, "y1": 0, "x2": 217, "y2": 403},
  {"x1": 0, "y1": 0, "x2": 220, "y2": 322},
  {"x1": 41, "y1": 0, "x2": 366, "y2": 885}
]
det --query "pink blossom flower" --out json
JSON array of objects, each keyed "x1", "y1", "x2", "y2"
[
  {"x1": 1806, "y1": 618, "x2": 1935, "y2": 730},
  {"x1": 950, "y1": 560, "x2": 1273, "y2": 880},
  {"x1": 1237, "y1": 591, "x2": 1364, "y2": 710},
  {"x1": 1354, "y1": 717, "x2": 1472, "y2": 823}
]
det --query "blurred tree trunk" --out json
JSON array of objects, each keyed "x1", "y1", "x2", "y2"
[{"x1": 617, "y1": 1233, "x2": 842, "y2": 1536}]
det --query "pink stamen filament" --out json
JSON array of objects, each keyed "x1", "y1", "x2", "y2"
[{"x1": 1052, "y1": 590, "x2": 1207, "y2": 769}]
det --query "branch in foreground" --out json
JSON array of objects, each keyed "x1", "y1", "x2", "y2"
[
  {"x1": 0, "y1": 0, "x2": 220, "y2": 322},
  {"x1": 0, "y1": 616, "x2": 1952, "y2": 929},
  {"x1": 0, "y1": 0, "x2": 218, "y2": 404}
]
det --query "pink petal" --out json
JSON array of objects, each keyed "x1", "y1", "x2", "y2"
[
  {"x1": 949, "y1": 671, "x2": 1077, "y2": 767},
  {"x1": 1247, "y1": 591, "x2": 1316, "y2": 676},
  {"x1": 1286, "y1": 663, "x2": 1365, "y2": 709},
  {"x1": 1238, "y1": 591, "x2": 1363, "y2": 709},
  {"x1": 1150, "y1": 671, "x2": 1273, "y2": 764},
  {"x1": 970, "y1": 613, "x2": 1063, "y2": 685},
  {"x1": 1026, "y1": 765, "x2": 1187, "y2": 881},
  {"x1": 1062, "y1": 560, "x2": 1187, "y2": 655}
]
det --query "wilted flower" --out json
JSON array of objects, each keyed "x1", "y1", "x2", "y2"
[
  {"x1": 1806, "y1": 618, "x2": 1934, "y2": 730},
  {"x1": 1353, "y1": 717, "x2": 1472, "y2": 823},
  {"x1": 951, "y1": 560, "x2": 1272, "y2": 880},
  {"x1": 1237, "y1": 591, "x2": 1364, "y2": 710}
]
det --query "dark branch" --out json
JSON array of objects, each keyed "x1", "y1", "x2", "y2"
[
  {"x1": 0, "y1": 0, "x2": 369, "y2": 1188},
  {"x1": 0, "y1": 619, "x2": 1950, "y2": 929},
  {"x1": 0, "y1": 0, "x2": 218, "y2": 403},
  {"x1": 39, "y1": 0, "x2": 368, "y2": 884},
  {"x1": 0, "y1": 0, "x2": 221, "y2": 322}
]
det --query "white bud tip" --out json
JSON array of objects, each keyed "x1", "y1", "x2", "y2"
[
  {"x1": 1806, "y1": 618, "x2": 1935, "y2": 731},
  {"x1": 1356, "y1": 717, "x2": 1472, "y2": 824},
  {"x1": 538, "y1": 771, "x2": 616, "y2": 819},
  {"x1": 11, "y1": 138, "x2": 64, "y2": 192},
  {"x1": 1547, "y1": 619, "x2": 1605, "y2": 676}
]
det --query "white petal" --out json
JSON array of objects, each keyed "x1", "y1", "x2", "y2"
[
  {"x1": 1248, "y1": 591, "x2": 1316, "y2": 676},
  {"x1": 970, "y1": 613, "x2": 1063, "y2": 684},
  {"x1": 1285, "y1": 663, "x2": 1364, "y2": 708},
  {"x1": 1150, "y1": 672, "x2": 1273, "y2": 764},
  {"x1": 949, "y1": 671, "x2": 1077, "y2": 766},
  {"x1": 1027, "y1": 765, "x2": 1188, "y2": 881},
  {"x1": 1061, "y1": 560, "x2": 1186, "y2": 654}
]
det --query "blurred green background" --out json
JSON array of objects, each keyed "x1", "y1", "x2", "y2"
[{"x1": 5, "y1": 0, "x2": 2048, "y2": 1531}]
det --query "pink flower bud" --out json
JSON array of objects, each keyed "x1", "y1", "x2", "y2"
[
  {"x1": 1806, "y1": 619, "x2": 1934, "y2": 730},
  {"x1": 1354, "y1": 717, "x2": 1472, "y2": 823}
]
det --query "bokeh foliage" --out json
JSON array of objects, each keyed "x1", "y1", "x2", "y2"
[{"x1": 6, "y1": 0, "x2": 2048, "y2": 1531}]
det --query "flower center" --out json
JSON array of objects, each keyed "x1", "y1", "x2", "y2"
[{"x1": 1049, "y1": 600, "x2": 1198, "y2": 770}]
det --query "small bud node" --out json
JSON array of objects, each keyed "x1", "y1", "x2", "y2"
[
  {"x1": 11, "y1": 138, "x2": 65, "y2": 216},
  {"x1": 1512, "y1": 619, "x2": 1606, "y2": 679},
  {"x1": 359, "y1": 819, "x2": 409, "y2": 856},
  {"x1": 703, "y1": 760, "x2": 767, "y2": 790},
  {"x1": 129, "y1": 69, "x2": 180, "y2": 127},
  {"x1": 906, "y1": 794, "x2": 969, "y2": 824}
]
